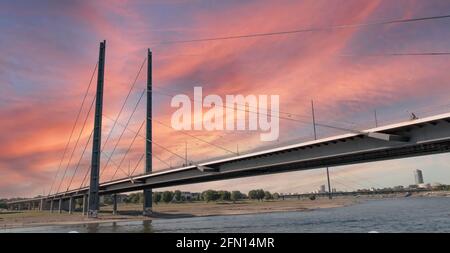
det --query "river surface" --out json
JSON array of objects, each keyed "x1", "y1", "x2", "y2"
[{"x1": 2, "y1": 197, "x2": 450, "y2": 233}]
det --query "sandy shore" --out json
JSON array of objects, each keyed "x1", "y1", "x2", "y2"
[
  {"x1": 2, "y1": 192, "x2": 448, "y2": 230},
  {"x1": 0, "y1": 197, "x2": 356, "y2": 229}
]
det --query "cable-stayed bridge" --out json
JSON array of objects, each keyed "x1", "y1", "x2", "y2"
[{"x1": 6, "y1": 40, "x2": 450, "y2": 217}]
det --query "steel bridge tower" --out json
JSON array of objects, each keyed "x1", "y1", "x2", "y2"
[
  {"x1": 143, "y1": 49, "x2": 153, "y2": 215},
  {"x1": 88, "y1": 40, "x2": 106, "y2": 218}
]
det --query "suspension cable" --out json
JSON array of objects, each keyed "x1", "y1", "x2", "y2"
[
  {"x1": 65, "y1": 129, "x2": 94, "y2": 192},
  {"x1": 101, "y1": 57, "x2": 147, "y2": 151},
  {"x1": 150, "y1": 116, "x2": 238, "y2": 155},
  {"x1": 102, "y1": 114, "x2": 188, "y2": 162},
  {"x1": 110, "y1": 119, "x2": 146, "y2": 180},
  {"x1": 55, "y1": 95, "x2": 96, "y2": 195},
  {"x1": 47, "y1": 62, "x2": 97, "y2": 196},
  {"x1": 153, "y1": 88, "x2": 362, "y2": 134},
  {"x1": 100, "y1": 88, "x2": 146, "y2": 177}
]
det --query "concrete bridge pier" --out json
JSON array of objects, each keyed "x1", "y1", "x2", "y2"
[
  {"x1": 82, "y1": 194, "x2": 88, "y2": 216},
  {"x1": 39, "y1": 199, "x2": 44, "y2": 211},
  {"x1": 58, "y1": 198, "x2": 62, "y2": 214},
  {"x1": 69, "y1": 197, "x2": 74, "y2": 214},
  {"x1": 112, "y1": 194, "x2": 117, "y2": 215},
  {"x1": 50, "y1": 200, "x2": 54, "y2": 213},
  {"x1": 39, "y1": 199, "x2": 51, "y2": 211}
]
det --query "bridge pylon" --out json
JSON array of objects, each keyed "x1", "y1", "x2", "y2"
[
  {"x1": 88, "y1": 40, "x2": 106, "y2": 218},
  {"x1": 143, "y1": 49, "x2": 153, "y2": 216}
]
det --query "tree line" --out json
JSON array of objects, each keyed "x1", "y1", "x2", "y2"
[
  {"x1": 0, "y1": 189, "x2": 281, "y2": 210},
  {"x1": 113, "y1": 189, "x2": 280, "y2": 204}
]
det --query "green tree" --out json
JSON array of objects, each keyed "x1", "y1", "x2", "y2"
[
  {"x1": 75, "y1": 198, "x2": 83, "y2": 209},
  {"x1": 248, "y1": 189, "x2": 265, "y2": 201},
  {"x1": 0, "y1": 200, "x2": 7, "y2": 209},
  {"x1": 218, "y1": 191, "x2": 231, "y2": 201},
  {"x1": 272, "y1": 192, "x2": 280, "y2": 199},
  {"x1": 174, "y1": 190, "x2": 182, "y2": 202},
  {"x1": 248, "y1": 190, "x2": 256, "y2": 200},
  {"x1": 264, "y1": 191, "x2": 272, "y2": 200},
  {"x1": 128, "y1": 193, "x2": 136, "y2": 203},
  {"x1": 129, "y1": 192, "x2": 143, "y2": 204},
  {"x1": 202, "y1": 190, "x2": 219, "y2": 202},
  {"x1": 230, "y1": 191, "x2": 242, "y2": 202},
  {"x1": 153, "y1": 192, "x2": 161, "y2": 204},
  {"x1": 162, "y1": 191, "x2": 174, "y2": 203},
  {"x1": 103, "y1": 195, "x2": 113, "y2": 205},
  {"x1": 258, "y1": 189, "x2": 265, "y2": 201}
]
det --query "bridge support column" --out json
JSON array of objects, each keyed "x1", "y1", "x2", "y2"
[
  {"x1": 39, "y1": 198, "x2": 44, "y2": 211},
  {"x1": 69, "y1": 197, "x2": 74, "y2": 214},
  {"x1": 143, "y1": 49, "x2": 153, "y2": 216},
  {"x1": 112, "y1": 194, "x2": 117, "y2": 215},
  {"x1": 326, "y1": 167, "x2": 332, "y2": 200},
  {"x1": 82, "y1": 194, "x2": 88, "y2": 216},
  {"x1": 88, "y1": 40, "x2": 106, "y2": 218},
  {"x1": 58, "y1": 198, "x2": 62, "y2": 214},
  {"x1": 50, "y1": 200, "x2": 54, "y2": 213}
]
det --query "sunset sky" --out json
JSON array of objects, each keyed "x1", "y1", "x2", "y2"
[{"x1": 2, "y1": 0, "x2": 450, "y2": 198}]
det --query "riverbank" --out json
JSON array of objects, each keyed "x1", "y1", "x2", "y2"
[
  {"x1": 1, "y1": 192, "x2": 449, "y2": 230},
  {"x1": 0, "y1": 197, "x2": 356, "y2": 229}
]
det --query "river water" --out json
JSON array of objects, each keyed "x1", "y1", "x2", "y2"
[{"x1": 2, "y1": 197, "x2": 450, "y2": 233}]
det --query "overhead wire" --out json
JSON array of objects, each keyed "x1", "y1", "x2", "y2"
[{"x1": 155, "y1": 14, "x2": 450, "y2": 44}]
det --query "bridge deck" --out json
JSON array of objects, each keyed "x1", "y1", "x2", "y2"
[{"x1": 8, "y1": 112, "x2": 450, "y2": 205}]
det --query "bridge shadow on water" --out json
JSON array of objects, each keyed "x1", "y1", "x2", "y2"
[
  {"x1": 82, "y1": 220, "x2": 155, "y2": 233},
  {"x1": 0, "y1": 211, "x2": 22, "y2": 215},
  {"x1": 80, "y1": 211, "x2": 195, "y2": 232},
  {"x1": 108, "y1": 210, "x2": 196, "y2": 219}
]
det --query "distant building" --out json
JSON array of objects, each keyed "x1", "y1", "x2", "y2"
[
  {"x1": 180, "y1": 192, "x2": 201, "y2": 201},
  {"x1": 431, "y1": 183, "x2": 443, "y2": 190},
  {"x1": 319, "y1": 185, "x2": 326, "y2": 193},
  {"x1": 414, "y1": 169, "x2": 424, "y2": 185},
  {"x1": 418, "y1": 183, "x2": 431, "y2": 189},
  {"x1": 393, "y1": 185, "x2": 404, "y2": 191}
]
